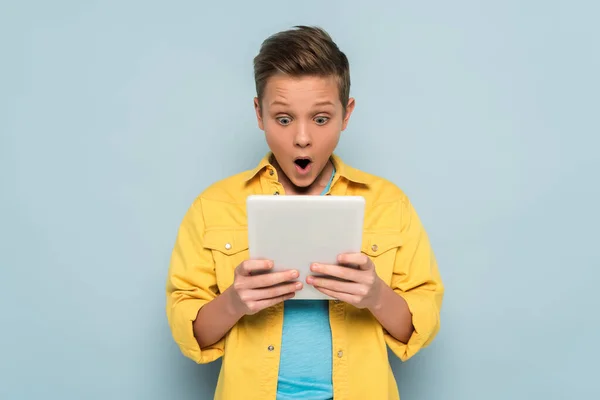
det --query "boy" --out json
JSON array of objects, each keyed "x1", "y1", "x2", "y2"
[{"x1": 166, "y1": 26, "x2": 444, "y2": 400}]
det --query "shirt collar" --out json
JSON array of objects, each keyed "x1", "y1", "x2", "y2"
[
  {"x1": 242, "y1": 152, "x2": 274, "y2": 182},
  {"x1": 243, "y1": 152, "x2": 369, "y2": 185},
  {"x1": 330, "y1": 153, "x2": 370, "y2": 185}
]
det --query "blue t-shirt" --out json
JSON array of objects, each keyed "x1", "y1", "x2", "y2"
[{"x1": 276, "y1": 167, "x2": 336, "y2": 400}]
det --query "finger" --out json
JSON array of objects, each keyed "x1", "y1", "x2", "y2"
[
  {"x1": 251, "y1": 292, "x2": 297, "y2": 313},
  {"x1": 338, "y1": 253, "x2": 372, "y2": 270},
  {"x1": 307, "y1": 276, "x2": 364, "y2": 295},
  {"x1": 247, "y1": 269, "x2": 299, "y2": 289},
  {"x1": 312, "y1": 286, "x2": 357, "y2": 304},
  {"x1": 310, "y1": 263, "x2": 362, "y2": 282},
  {"x1": 247, "y1": 281, "x2": 303, "y2": 301},
  {"x1": 236, "y1": 259, "x2": 273, "y2": 276}
]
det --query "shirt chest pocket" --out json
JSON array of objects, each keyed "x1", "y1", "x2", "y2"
[
  {"x1": 361, "y1": 231, "x2": 403, "y2": 285},
  {"x1": 203, "y1": 228, "x2": 249, "y2": 292}
]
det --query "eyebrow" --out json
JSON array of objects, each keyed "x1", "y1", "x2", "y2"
[
  {"x1": 269, "y1": 100, "x2": 336, "y2": 108},
  {"x1": 313, "y1": 100, "x2": 335, "y2": 107}
]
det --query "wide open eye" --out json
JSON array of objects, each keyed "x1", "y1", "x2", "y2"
[
  {"x1": 314, "y1": 116, "x2": 329, "y2": 125},
  {"x1": 277, "y1": 117, "x2": 292, "y2": 126}
]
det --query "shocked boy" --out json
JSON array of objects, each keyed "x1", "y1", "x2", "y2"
[{"x1": 166, "y1": 26, "x2": 444, "y2": 400}]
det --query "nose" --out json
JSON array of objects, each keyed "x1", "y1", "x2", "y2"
[{"x1": 293, "y1": 122, "x2": 311, "y2": 148}]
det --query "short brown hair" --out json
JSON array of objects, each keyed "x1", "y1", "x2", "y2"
[{"x1": 253, "y1": 26, "x2": 351, "y2": 111}]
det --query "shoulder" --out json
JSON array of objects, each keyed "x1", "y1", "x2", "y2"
[
  {"x1": 343, "y1": 164, "x2": 418, "y2": 232},
  {"x1": 186, "y1": 168, "x2": 257, "y2": 228},
  {"x1": 196, "y1": 170, "x2": 254, "y2": 204},
  {"x1": 344, "y1": 163, "x2": 410, "y2": 206}
]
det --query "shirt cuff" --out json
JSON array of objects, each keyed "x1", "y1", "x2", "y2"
[
  {"x1": 384, "y1": 290, "x2": 440, "y2": 362},
  {"x1": 169, "y1": 298, "x2": 225, "y2": 364}
]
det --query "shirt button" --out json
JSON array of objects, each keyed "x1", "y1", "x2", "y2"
[
  {"x1": 269, "y1": 169, "x2": 274, "y2": 176},
  {"x1": 274, "y1": 191, "x2": 280, "y2": 195},
  {"x1": 337, "y1": 350, "x2": 344, "y2": 358},
  {"x1": 371, "y1": 244, "x2": 378, "y2": 252},
  {"x1": 268, "y1": 345, "x2": 275, "y2": 351},
  {"x1": 224, "y1": 243, "x2": 231, "y2": 250}
]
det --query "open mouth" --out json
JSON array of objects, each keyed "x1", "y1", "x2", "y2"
[{"x1": 294, "y1": 158, "x2": 312, "y2": 171}]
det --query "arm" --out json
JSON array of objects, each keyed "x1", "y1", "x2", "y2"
[
  {"x1": 384, "y1": 198, "x2": 444, "y2": 360},
  {"x1": 367, "y1": 282, "x2": 414, "y2": 344},
  {"x1": 193, "y1": 287, "x2": 242, "y2": 349},
  {"x1": 307, "y1": 197, "x2": 443, "y2": 360},
  {"x1": 166, "y1": 200, "x2": 302, "y2": 362},
  {"x1": 166, "y1": 199, "x2": 224, "y2": 364},
  {"x1": 194, "y1": 264, "x2": 301, "y2": 348},
  {"x1": 308, "y1": 255, "x2": 415, "y2": 343}
]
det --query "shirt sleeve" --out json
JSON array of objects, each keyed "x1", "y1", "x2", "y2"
[
  {"x1": 165, "y1": 198, "x2": 224, "y2": 364},
  {"x1": 384, "y1": 198, "x2": 445, "y2": 362}
]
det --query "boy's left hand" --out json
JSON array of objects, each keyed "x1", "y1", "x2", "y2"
[{"x1": 306, "y1": 253, "x2": 383, "y2": 309}]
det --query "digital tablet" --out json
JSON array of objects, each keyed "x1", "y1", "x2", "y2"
[{"x1": 246, "y1": 195, "x2": 365, "y2": 300}]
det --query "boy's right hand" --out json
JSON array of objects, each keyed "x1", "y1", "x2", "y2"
[{"x1": 227, "y1": 260, "x2": 302, "y2": 316}]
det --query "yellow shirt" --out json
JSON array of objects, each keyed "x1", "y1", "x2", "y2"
[{"x1": 166, "y1": 153, "x2": 444, "y2": 400}]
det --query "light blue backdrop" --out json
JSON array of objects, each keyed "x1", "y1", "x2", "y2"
[{"x1": 1, "y1": 1, "x2": 598, "y2": 399}]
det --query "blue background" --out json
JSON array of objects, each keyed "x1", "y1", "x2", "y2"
[{"x1": 1, "y1": 1, "x2": 598, "y2": 399}]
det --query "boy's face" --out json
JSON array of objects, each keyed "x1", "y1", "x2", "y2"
[{"x1": 254, "y1": 74, "x2": 355, "y2": 193}]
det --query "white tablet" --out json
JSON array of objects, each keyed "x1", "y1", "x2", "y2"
[{"x1": 246, "y1": 195, "x2": 365, "y2": 300}]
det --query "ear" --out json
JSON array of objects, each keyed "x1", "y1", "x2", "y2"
[
  {"x1": 254, "y1": 97, "x2": 264, "y2": 131},
  {"x1": 341, "y1": 97, "x2": 355, "y2": 131}
]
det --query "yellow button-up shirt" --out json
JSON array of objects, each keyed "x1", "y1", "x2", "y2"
[{"x1": 166, "y1": 153, "x2": 444, "y2": 400}]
